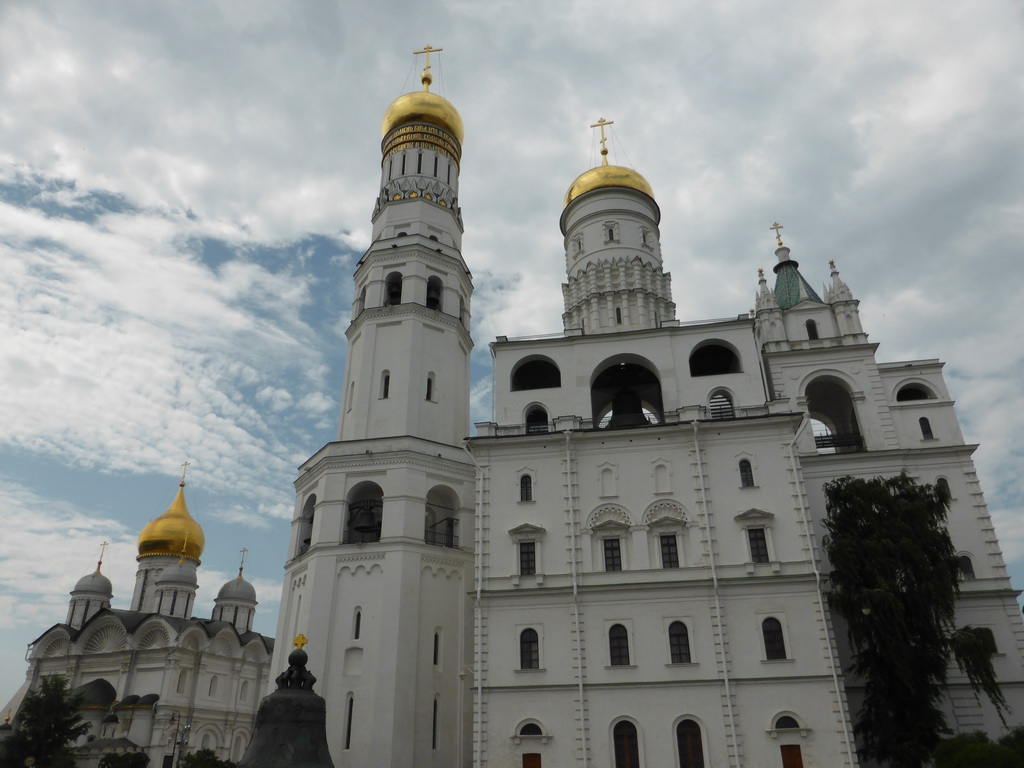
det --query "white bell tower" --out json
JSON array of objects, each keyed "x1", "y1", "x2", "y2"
[{"x1": 273, "y1": 47, "x2": 475, "y2": 768}]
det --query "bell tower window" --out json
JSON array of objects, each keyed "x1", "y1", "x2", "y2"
[
  {"x1": 427, "y1": 276, "x2": 443, "y2": 311},
  {"x1": 385, "y1": 272, "x2": 403, "y2": 306}
]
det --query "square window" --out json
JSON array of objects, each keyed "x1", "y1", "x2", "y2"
[
  {"x1": 660, "y1": 535, "x2": 679, "y2": 568},
  {"x1": 748, "y1": 528, "x2": 770, "y2": 564},
  {"x1": 519, "y1": 541, "x2": 536, "y2": 577}
]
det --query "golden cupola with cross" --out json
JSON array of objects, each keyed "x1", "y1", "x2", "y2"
[
  {"x1": 136, "y1": 478, "x2": 205, "y2": 562},
  {"x1": 560, "y1": 117, "x2": 674, "y2": 334}
]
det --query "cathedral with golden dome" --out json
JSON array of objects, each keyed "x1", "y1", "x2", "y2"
[
  {"x1": 273, "y1": 48, "x2": 1024, "y2": 768},
  {"x1": 4, "y1": 477, "x2": 273, "y2": 766}
]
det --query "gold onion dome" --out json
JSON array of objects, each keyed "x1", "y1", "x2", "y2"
[
  {"x1": 381, "y1": 91, "x2": 464, "y2": 145},
  {"x1": 137, "y1": 482, "x2": 205, "y2": 561},
  {"x1": 564, "y1": 164, "x2": 654, "y2": 207},
  {"x1": 381, "y1": 48, "x2": 463, "y2": 145}
]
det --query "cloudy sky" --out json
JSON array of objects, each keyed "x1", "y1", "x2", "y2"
[{"x1": 1, "y1": 1, "x2": 1022, "y2": 704}]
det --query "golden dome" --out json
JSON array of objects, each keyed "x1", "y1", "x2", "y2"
[
  {"x1": 137, "y1": 483, "x2": 205, "y2": 561},
  {"x1": 564, "y1": 164, "x2": 655, "y2": 207},
  {"x1": 381, "y1": 90, "x2": 464, "y2": 145}
]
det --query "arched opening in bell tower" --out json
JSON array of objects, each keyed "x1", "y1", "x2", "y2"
[
  {"x1": 426, "y1": 276, "x2": 443, "y2": 311},
  {"x1": 384, "y1": 272, "x2": 404, "y2": 306},
  {"x1": 345, "y1": 482, "x2": 384, "y2": 544},
  {"x1": 805, "y1": 376, "x2": 863, "y2": 453},
  {"x1": 590, "y1": 357, "x2": 663, "y2": 428},
  {"x1": 425, "y1": 486, "x2": 459, "y2": 548},
  {"x1": 296, "y1": 494, "x2": 316, "y2": 556}
]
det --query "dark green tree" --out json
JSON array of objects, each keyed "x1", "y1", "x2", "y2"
[
  {"x1": 2, "y1": 675, "x2": 90, "y2": 768},
  {"x1": 98, "y1": 753, "x2": 150, "y2": 768},
  {"x1": 822, "y1": 473, "x2": 1006, "y2": 768},
  {"x1": 179, "y1": 749, "x2": 236, "y2": 768}
]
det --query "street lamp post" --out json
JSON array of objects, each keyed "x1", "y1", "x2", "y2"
[{"x1": 167, "y1": 712, "x2": 181, "y2": 768}]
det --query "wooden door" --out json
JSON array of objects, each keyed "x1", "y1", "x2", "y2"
[
  {"x1": 780, "y1": 745, "x2": 804, "y2": 768},
  {"x1": 523, "y1": 753, "x2": 542, "y2": 768}
]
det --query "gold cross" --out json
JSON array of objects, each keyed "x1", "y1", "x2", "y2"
[
  {"x1": 829, "y1": 259, "x2": 836, "y2": 269},
  {"x1": 590, "y1": 117, "x2": 614, "y2": 165},
  {"x1": 239, "y1": 548, "x2": 249, "y2": 568},
  {"x1": 97, "y1": 541, "x2": 109, "y2": 571},
  {"x1": 180, "y1": 461, "x2": 191, "y2": 483},
  {"x1": 770, "y1": 222, "x2": 784, "y2": 246},
  {"x1": 414, "y1": 45, "x2": 443, "y2": 91},
  {"x1": 293, "y1": 634, "x2": 308, "y2": 650}
]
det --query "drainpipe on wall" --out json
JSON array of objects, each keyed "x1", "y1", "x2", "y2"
[
  {"x1": 462, "y1": 441, "x2": 485, "y2": 768},
  {"x1": 692, "y1": 421, "x2": 739, "y2": 768},
  {"x1": 565, "y1": 429, "x2": 588, "y2": 768},
  {"x1": 786, "y1": 415, "x2": 857, "y2": 767}
]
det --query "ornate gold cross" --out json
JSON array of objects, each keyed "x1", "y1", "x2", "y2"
[
  {"x1": 180, "y1": 461, "x2": 191, "y2": 483},
  {"x1": 590, "y1": 117, "x2": 614, "y2": 165},
  {"x1": 414, "y1": 45, "x2": 443, "y2": 90},
  {"x1": 770, "y1": 222, "x2": 784, "y2": 246},
  {"x1": 294, "y1": 634, "x2": 309, "y2": 650}
]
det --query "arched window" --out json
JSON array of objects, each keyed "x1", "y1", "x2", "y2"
[
  {"x1": 520, "y1": 628, "x2": 539, "y2": 669},
  {"x1": 762, "y1": 618, "x2": 787, "y2": 660},
  {"x1": 425, "y1": 486, "x2": 458, "y2": 548},
  {"x1": 296, "y1": 494, "x2": 316, "y2": 556},
  {"x1": 805, "y1": 319, "x2": 819, "y2": 340},
  {"x1": 919, "y1": 417, "x2": 934, "y2": 440},
  {"x1": 353, "y1": 609, "x2": 362, "y2": 640},
  {"x1": 208, "y1": 675, "x2": 219, "y2": 697},
  {"x1": 669, "y1": 621, "x2": 691, "y2": 664},
  {"x1": 592, "y1": 359, "x2": 663, "y2": 428},
  {"x1": 897, "y1": 384, "x2": 935, "y2": 401},
  {"x1": 616, "y1": 307, "x2": 623, "y2": 325},
  {"x1": 739, "y1": 460, "x2": 754, "y2": 488},
  {"x1": 806, "y1": 377, "x2": 862, "y2": 453},
  {"x1": 240, "y1": 680, "x2": 250, "y2": 701},
  {"x1": 520, "y1": 723, "x2": 542, "y2": 736},
  {"x1": 520, "y1": 475, "x2": 533, "y2": 502},
  {"x1": 381, "y1": 371, "x2": 390, "y2": 399},
  {"x1": 613, "y1": 721, "x2": 640, "y2": 768},
  {"x1": 426, "y1": 373, "x2": 435, "y2": 401},
  {"x1": 432, "y1": 698, "x2": 439, "y2": 749},
  {"x1": 344, "y1": 695, "x2": 355, "y2": 750},
  {"x1": 689, "y1": 343, "x2": 741, "y2": 376},
  {"x1": 526, "y1": 408, "x2": 549, "y2": 434},
  {"x1": 384, "y1": 272, "x2": 403, "y2": 306},
  {"x1": 232, "y1": 735, "x2": 247, "y2": 762},
  {"x1": 346, "y1": 483, "x2": 384, "y2": 544},
  {"x1": 433, "y1": 632, "x2": 440, "y2": 665},
  {"x1": 775, "y1": 715, "x2": 799, "y2": 730},
  {"x1": 356, "y1": 286, "x2": 366, "y2": 315},
  {"x1": 201, "y1": 733, "x2": 213, "y2": 749},
  {"x1": 609, "y1": 624, "x2": 630, "y2": 666},
  {"x1": 176, "y1": 670, "x2": 188, "y2": 694},
  {"x1": 512, "y1": 359, "x2": 562, "y2": 391},
  {"x1": 676, "y1": 719, "x2": 705, "y2": 768},
  {"x1": 958, "y1": 555, "x2": 976, "y2": 581},
  {"x1": 426, "y1": 276, "x2": 443, "y2": 311},
  {"x1": 709, "y1": 392, "x2": 734, "y2": 419},
  {"x1": 936, "y1": 477, "x2": 951, "y2": 499}
]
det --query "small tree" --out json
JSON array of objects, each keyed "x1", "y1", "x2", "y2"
[
  {"x1": 823, "y1": 474, "x2": 1005, "y2": 768},
  {"x1": 2, "y1": 675, "x2": 90, "y2": 768},
  {"x1": 179, "y1": 749, "x2": 236, "y2": 768},
  {"x1": 99, "y1": 753, "x2": 150, "y2": 768}
]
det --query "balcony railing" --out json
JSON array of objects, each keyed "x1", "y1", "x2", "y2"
[
  {"x1": 814, "y1": 433, "x2": 865, "y2": 454},
  {"x1": 425, "y1": 518, "x2": 459, "y2": 548}
]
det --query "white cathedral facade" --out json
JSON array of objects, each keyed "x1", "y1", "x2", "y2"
[
  {"x1": 274, "y1": 58, "x2": 1024, "y2": 768},
  {"x1": 3, "y1": 481, "x2": 274, "y2": 766}
]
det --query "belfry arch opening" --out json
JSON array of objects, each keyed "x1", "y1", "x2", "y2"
[
  {"x1": 426, "y1": 276, "x2": 443, "y2": 311},
  {"x1": 425, "y1": 485, "x2": 459, "y2": 548},
  {"x1": 384, "y1": 272, "x2": 403, "y2": 306},
  {"x1": 296, "y1": 494, "x2": 316, "y2": 556},
  {"x1": 591, "y1": 358, "x2": 663, "y2": 429},
  {"x1": 689, "y1": 342, "x2": 741, "y2": 377},
  {"x1": 511, "y1": 358, "x2": 561, "y2": 391},
  {"x1": 806, "y1": 377, "x2": 863, "y2": 453},
  {"x1": 346, "y1": 482, "x2": 384, "y2": 544}
]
